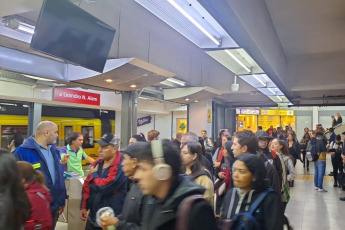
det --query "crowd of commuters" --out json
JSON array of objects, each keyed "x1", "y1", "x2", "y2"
[{"x1": 3, "y1": 119, "x2": 345, "y2": 230}]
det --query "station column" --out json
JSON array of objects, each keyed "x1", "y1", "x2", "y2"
[
  {"x1": 120, "y1": 91, "x2": 138, "y2": 147},
  {"x1": 27, "y1": 102, "x2": 42, "y2": 136},
  {"x1": 188, "y1": 99, "x2": 213, "y2": 138},
  {"x1": 312, "y1": 106, "x2": 319, "y2": 129}
]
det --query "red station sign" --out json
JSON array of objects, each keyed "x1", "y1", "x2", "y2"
[{"x1": 54, "y1": 88, "x2": 100, "y2": 106}]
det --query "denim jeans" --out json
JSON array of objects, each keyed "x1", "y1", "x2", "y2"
[{"x1": 314, "y1": 160, "x2": 326, "y2": 189}]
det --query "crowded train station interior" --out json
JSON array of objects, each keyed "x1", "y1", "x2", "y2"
[{"x1": 1, "y1": 0, "x2": 345, "y2": 230}]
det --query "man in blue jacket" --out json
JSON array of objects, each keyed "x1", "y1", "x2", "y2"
[
  {"x1": 14, "y1": 121, "x2": 67, "y2": 229},
  {"x1": 80, "y1": 133, "x2": 127, "y2": 230}
]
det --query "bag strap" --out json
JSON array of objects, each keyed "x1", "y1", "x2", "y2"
[
  {"x1": 226, "y1": 188, "x2": 236, "y2": 220},
  {"x1": 176, "y1": 195, "x2": 204, "y2": 230},
  {"x1": 248, "y1": 189, "x2": 274, "y2": 215}
]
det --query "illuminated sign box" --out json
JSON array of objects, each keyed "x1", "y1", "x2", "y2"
[
  {"x1": 54, "y1": 88, "x2": 100, "y2": 106},
  {"x1": 260, "y1": 110, "x2": 294, "y2": 116},
  {"x1": 236, "y1": 109, "x2": 260, "y2": 115}
]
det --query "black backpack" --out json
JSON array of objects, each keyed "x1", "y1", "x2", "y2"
[
  {"x1": 222, "y1": 189, "x2": 274, "y2": 230},
  {"x1": 306, "y1": 139, "x2": 318, "y2": 162}
]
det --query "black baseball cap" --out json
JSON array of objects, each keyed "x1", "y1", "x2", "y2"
[
  {"x1": 120, "y1": 142, "x2": 150, "y2": 158},
  {"x1": 95, "y1": 133, "x2": 120, "y2": 146}
]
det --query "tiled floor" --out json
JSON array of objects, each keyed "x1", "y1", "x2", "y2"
[
  {"x1": 57, "y1": 155, "x2": 345, "y2": 230},
  {"x1": 56, "y1": 222, "x2": 67, "y2": 230},
  {"x1": 286, "y1": 156, "x2": 345, "y2": 230}
]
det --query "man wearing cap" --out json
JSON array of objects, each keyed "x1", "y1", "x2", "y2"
[
  {"x1": 100, "y1": 142, "x2": 146, "y2": 230},
  {"x1": 257, "y1": 132, "x2": 283, "y2": 191},
  {"x1": 80, "y1": 133, "x2": 127, "y2": 230}
]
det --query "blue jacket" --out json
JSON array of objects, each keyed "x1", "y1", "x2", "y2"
[
  {"x1": 81, "y1": 152, "x2": 127, "y2": 224},
  {"x1": 13, "y1": 136, "x2": 66, "y2": 210}
]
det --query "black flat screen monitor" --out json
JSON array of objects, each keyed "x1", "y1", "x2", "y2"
[{"x1": 30, "y1": 0, "x2": 116, "y2": 73}]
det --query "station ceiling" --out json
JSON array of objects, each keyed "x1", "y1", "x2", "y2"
[{"x1": 1, "y1": 0, "x2": 345, "y2": 106}]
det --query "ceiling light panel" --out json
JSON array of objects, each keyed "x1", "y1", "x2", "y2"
[
  {"x1": 135, "y1": 0, "x2": 238, "y2": 48},
  {"x1": 257, "y1": 87, "x2": 284, "y2": 96},
  {"x1": 239, "y1": 74, "x2": 273, "y2": 88},
  {"x1": 268, "y1": 95, "x2": 290, "y2": 103},
  {"x1": 205, "y1": 49, "x2": 263, "y2": 75}
]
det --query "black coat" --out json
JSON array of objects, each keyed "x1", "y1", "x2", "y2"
[
  {"x1": 141, "y1": 175, "x2": 217, "y2": 230},
  {"x1": 115, "y1": 181, "x2": 143, "y2": 230},
  {"x1": 289, "y1": 142, "x2": 301, "y2": 161},
  {"x1": 258, "y1": 148, "x2": 283, "y2": 191},
  {"x1": 337, "y1": 116, "x2": 343, "y2": 125},
  {"x1": 221, "y1": 188, "x2": 284, "y2": 230}
]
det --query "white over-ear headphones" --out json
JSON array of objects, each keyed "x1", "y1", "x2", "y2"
[{"x1": 151, "y1": 140, "x2": 172, "y2": 180}]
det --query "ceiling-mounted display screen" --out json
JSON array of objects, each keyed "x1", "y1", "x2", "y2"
[{"x1": 30, "y1": 0, "x2": 116, "y2": 73}]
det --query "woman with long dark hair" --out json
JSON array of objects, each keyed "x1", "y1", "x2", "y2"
[
  {"x1": 180, "y1": 142, "x2": 214, "y2": 208},
  {"x1": 221, "y1": 154, "x2": 284, "y2": 230},
  {"x1": 0, "y1": 149, "x2": 31, "y2": 230},
  {"x1": 272, "y1": 139, "x2": 296, "y2": 213},
  {"x1": 17, "y1": 161, "x2": 52, "y2": 230},
  {"x1": 287, "y1": 132, "x2": 301, "y2": 168},
  {"x1": 300, "y1": 132, "x2": 311, "y2": 170}
]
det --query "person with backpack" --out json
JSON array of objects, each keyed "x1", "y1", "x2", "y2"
[
  {"x1": 134, "y1": 140, "x2": 217, "y2": 230},
  {"x1": 17, "y1": 161, "x2": 52, "y2": 230},
  {"x1": 314, "y1": 132, "x2": 328, "y2": 192},
  {"x1": 180, "y1": 142, "x2": 214, "y2": 208},
  {"x1": 221, "y1": 154, "x2": 284, "y2": 230}
]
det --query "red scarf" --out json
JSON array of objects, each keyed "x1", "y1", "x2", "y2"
[{"x1": 217, "y1": 146, "x2": 224, "y2": 162}]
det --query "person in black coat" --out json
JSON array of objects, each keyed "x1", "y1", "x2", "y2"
[
  {"x1": 337, "y1": 113, "x2": 343, "y2": 125},
  {"x1": 134, "y1": 140, "x2": 217, "y2": 230},
  {"x1": 257, "y1": 132, "x2": 283, "y2": 191},
  {"x1": 221, "y1": 154, "x2": 284, "y2": 230},
  {"x1": 100, "y1": 142, "x2": 146, "y2": 230}
]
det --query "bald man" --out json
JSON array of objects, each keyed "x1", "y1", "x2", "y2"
[{"x1": 14, "y1": 121, "x2": 67, "y2": 229}]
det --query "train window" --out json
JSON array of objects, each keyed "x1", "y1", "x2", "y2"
[
  {"x1": 81, "y1": 126, "x2": 94, "y2": 148},
  {"x1": 64, "y1": 126, "x2": 73, "y2": 145},
  {"x1": 1, "y1": 125, "x2": 27, "y2": 149}
]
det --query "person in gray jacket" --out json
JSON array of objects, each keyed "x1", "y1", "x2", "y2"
[{"x1": 100, "y1": 142, "x2": 145, "y2": 230}]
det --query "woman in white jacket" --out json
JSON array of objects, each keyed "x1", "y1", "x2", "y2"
[{"x1": 272, "y1": 139, "x2": 296, "y2": 213}]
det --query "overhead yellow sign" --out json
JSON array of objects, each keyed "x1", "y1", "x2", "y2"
[{"x1": 260, "y1": 109, "x2": 294, "y2": 116}]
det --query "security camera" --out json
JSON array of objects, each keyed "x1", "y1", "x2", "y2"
[
  {"x1": 231, "y1": 83, "x2": 239, "y2": 92},
  {"x1": 231, "y1": 76, "x2": 239, "y2": 92}
]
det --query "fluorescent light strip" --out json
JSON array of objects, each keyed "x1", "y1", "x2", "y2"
[
  {"x1": 267, "y1": 87, "x2": 276, "y2": 95},
  {"x1": 224, "y1": 50, "x2": 251, "y2": 72},
  {"x1": 253, "y1": 74, "x2": 266, "y2": 87},
  {"x1": 167, "y1": 0, "x2": 220, "y2": 46},
  {"x1": 18, "y1": 23, "x2": 34, "y2": 34},
  {"x1": 23, "y1": 74, "x2": 55, "y2": 82},
  {"x1": 276, "y1": 95, "x2": 283, "y2": 102},
  {"x1": 166, "y1": 78, "x2": 186, "y2": 86}
]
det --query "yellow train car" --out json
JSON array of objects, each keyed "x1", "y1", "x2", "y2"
[{"x1": 0, "y1": 115, "x2": 103, "y2": 159}]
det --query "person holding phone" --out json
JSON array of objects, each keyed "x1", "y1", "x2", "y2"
[
  {"x1": 80, "y1": 134, "x2": 127, "y2": 230},
  {"x1": 328, "y1": 134, "x2": 343, "y2": 187}
]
